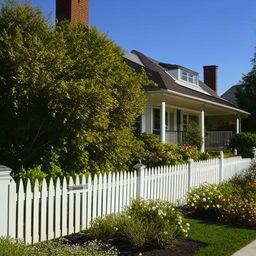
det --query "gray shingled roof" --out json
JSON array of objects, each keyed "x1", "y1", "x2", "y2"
[
  {"x1": 221, "y1": 85, "x2": 240, "y2": 107},
  {"x1": 124, "y1": 50, "x2": 247, "y2": 113}
]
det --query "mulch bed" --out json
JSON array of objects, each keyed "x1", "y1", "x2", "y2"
[
  {"x1": 118, "y1": 239, "x2": 206, "y2": 256},
  {"x1": 63, "y1": 233, "x2": 206, "y2": 256}
]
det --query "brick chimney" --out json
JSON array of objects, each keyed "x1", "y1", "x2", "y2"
[
  {"x1": 203, "y1": 65, "x2": 218, "y2": 93},
  {"x1": 56, "y1": 0, "x2": 89, "y2": 25}
]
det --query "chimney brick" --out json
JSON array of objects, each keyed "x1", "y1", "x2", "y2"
[
  {"x1": 56, "y1": 0, "x2": 89, "y2": 25},
  {"x1": 203, "y1": 65, "x2": 218, "y2": 93}
]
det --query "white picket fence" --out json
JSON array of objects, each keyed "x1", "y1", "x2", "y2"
[{"x1": 0, "y1": 155, "x2": 252, "y2": 244}]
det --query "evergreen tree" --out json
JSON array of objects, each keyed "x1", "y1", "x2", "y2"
[{"x1": 236, "y1": 49, "x2": 256, "y2": 132}]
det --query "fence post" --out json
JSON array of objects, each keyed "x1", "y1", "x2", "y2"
[
  {"x1": 234, "y1": 149, "x2": 237, "y2": 156},
  {"x1": 219, "y1": 151, "x2": 224, "y2": 183},
  {"x1": 188, "y1": 158, "x2": 193, "y2": 191},
  {"x1": 0, "y1": 165, "x2": 14, "y2": 237},
  {"x1": 133, "y1": 160, "x2": 146, "y2": 198}
]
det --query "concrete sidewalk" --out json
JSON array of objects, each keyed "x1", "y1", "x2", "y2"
[{"x1": 232, "y1": 240, "x2": 256, "y2": 256}]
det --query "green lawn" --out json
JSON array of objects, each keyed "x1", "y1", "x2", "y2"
[{"x1": 187, "y1": 218, "x2": 256, "y2": 256}]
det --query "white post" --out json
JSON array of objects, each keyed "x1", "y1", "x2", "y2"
[
  {"x1": 199, "y1": 109, "x2": 205, "y2": 152},
  {"x1": 234, "y1": 149, "x2": 238, "y2": 156},
  {"x1": 188, "y1": 158, "x2": 194, "y2": 191},
  {"x1": 0, "y1": 165, "x2": 14, "y2": 237},
  {"x1": 133, "y1": 161, "x2": 146, "y2": 198},
  {"x1": 236, "y1": 117, "x2": 240, "y2": 134},
  {"x1": 160, "y1": 101, "x2": 166, "y2": 143},
  {"x1": 219, "y1": 151, "x2": 224, "y2": 183},
  {"x1": 140, "y1": 114, "x2": 146, "y2": 133}
]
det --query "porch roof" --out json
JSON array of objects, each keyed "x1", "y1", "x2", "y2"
[{"x1": 147, "y1": 90, "x2": 249, "y2": 117}]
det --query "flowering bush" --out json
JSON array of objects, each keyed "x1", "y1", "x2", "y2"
[
  {"x1": 138, "y1": 134, "x2": 209, "y2": 167},
  {"x1": 186, "y1": 183, "x2": 223, "y2": 214},
  {"x1": 89, "y1": 199, "x2": 189, "y2": 249},
  {"x1": 220, "y1": 197, "x2": 256, "y2": 227},
  {"x1": 126, "y1": 199, "x2": 190, "y2": 239}
]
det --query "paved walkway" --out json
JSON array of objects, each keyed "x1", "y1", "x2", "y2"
[{"x1": 232, "y1": 240, "x2": 256, "y2": 256}]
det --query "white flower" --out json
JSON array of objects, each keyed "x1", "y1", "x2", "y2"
[{"x1": 202, "y1": 198, "x2": 206, "y2": 202}]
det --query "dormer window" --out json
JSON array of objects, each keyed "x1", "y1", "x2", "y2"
[{"x1": 180, "y1": 70, "x2": 198, "y2": 85}]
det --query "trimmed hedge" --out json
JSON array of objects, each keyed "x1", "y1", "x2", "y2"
[{"x1": 229, "y1": 132, "x2": 256, "y2": 158}]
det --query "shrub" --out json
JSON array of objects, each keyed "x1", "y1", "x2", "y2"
[
  {"x1": 220, "y1": 197, "x2": 256, "y2": 227},
  {"x1": 89, "y1": 198, "x2": 189, "y2": 249},
  {"x1": 207, "y1": 150, "x2": 234, "y2": 158},
  {"x1": 0, "y1": 237, "x2": 29, "y2": 256},
  {"x1": 138, "y1": 134, "x2": 209, "y2": 167},
  {"x1": 29, "y1": 240, "x2": 118, "y2": 256},
  {"x1": 230, "y1": 160, "x2": 256, "y2": 187},
  {"x1": 229, "y1": 132, "x2": 256, "y2": 158},
  {"x1": 183, "y1": 120, "x2": 203, "y2": 150},
  {"x1": 186, "y1": 183, "x2": 224, "y2": 215}
]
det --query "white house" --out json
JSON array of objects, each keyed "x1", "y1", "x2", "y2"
[{"x1": 124, "y1": 50, "x2": 249, "y2": 152}]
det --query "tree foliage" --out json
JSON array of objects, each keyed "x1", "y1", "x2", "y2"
[
  {"x1": 0, "y1": 1, "x2": 151, "y2": 175},
  {"x1": 236, "y1": 48, "x2": 256, "y2": 132}
]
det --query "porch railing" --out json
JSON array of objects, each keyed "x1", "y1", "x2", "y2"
[
  {"x1": 205, "y1": 131, "x2": 234, "y2": 150},
  {"x1": 166, "y1": 131, "x2": 186, "y2": 144},
  {"x1": 155, "y1": 130, "x2": 234, "y2": 150}
]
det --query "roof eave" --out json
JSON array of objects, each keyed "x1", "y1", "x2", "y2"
[{"x1": 147, "y1": 89, "x2": 250, "y2": 117}]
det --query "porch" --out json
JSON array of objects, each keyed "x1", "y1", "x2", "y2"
[{"x1": 140, "y1": 90, "x2": 247, "y2": 152}]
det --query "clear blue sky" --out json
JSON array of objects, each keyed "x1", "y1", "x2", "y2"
[{"x1": 6, "y1": 0, "x2": 256, "y2": 95}]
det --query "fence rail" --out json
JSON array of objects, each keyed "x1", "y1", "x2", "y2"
[{"x1": 0, "y1": 155, "x2": 252, "y2": 244}]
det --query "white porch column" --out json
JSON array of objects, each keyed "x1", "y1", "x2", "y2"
[
  {"x1": 140, "y1": 114, "x2": 146, "y2": 133},
  {"x1": 199, "y1": 109, "x2": 205, "y2": 152},
  {"x1": 160, "y1": 101, "x2": 166, "y2": 143},
  {"x1": 236, "y1": 117, "x2": 240, "y2": 134}
]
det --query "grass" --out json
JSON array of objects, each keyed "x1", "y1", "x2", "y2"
[{"x1": 187, "y1": 218, "x2": 256, "y2": 256}]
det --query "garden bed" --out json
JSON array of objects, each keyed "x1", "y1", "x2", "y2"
[{"x1": 63, "y1": 232, "x2": 206, "y2": 256}]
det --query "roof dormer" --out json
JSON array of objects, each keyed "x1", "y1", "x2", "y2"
[{"x1": 159, "y1": 63, "x2": 199, "y2": 86}]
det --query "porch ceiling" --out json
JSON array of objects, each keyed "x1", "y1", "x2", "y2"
[{"x1": 147, "y1": 90, "x2": 249, "y2": 117}]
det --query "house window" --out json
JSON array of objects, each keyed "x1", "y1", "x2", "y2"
[
  {"x1": 153, "y1": 108, "x2": 160, "y2": 132},
  {"x1": 180, "y1": 70, "x2": 197, "y2": 85}
]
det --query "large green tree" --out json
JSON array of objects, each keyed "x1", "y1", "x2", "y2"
[
  {"x1": 0, "y1": 1, "x2": 151, "y2": 175},
  {"x1": 236, "y1": 49, "x2": 256, "y2": 132}
]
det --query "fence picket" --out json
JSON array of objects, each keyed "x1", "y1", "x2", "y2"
[
  {"x1": 92, "y1": 175, "x2": 98, "y2": 220},
  {"x1": 68, "y1": 178, "x2": 74, "y2": 235},
  {"x1": 87, "y1": 176, "x2": 92, "y2": 227},
  {"x1": 74, "y1": 176, "x2": 80, "y2": 233},
  {"x1": 48, "y1": 179, "x2": 54, "y2": 239},
  {"x1": 81, "y1": 175, "x2": 87, "y2": 230},
  {"x1": 17, "y1": 180, "x2": 24, "y2": 240},
  {"x1": 106, "y1": 173, "x2": 112, "y2": 215},
  {"x1": 40, "y1": 179, "x2": 47, "y2": 241},
  {"x1": 25, "y1": 180, "x2": 32, "y2": 244},
  {"x1": 102, "y1": 173, "x2": 107, "y2": 216},
  {"x1": 55, "y1": 178, "x2": 61, "y2": 237},
  {"x1": 32, "y1": 180, "x2": 40, "y2": 243},
  {"x1": 61, "y1": 178, "x2": 68, "y2": 236}
]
